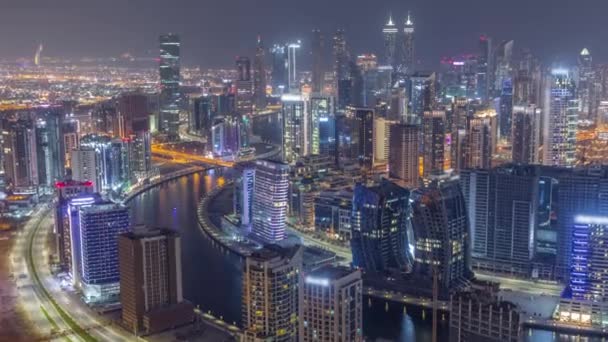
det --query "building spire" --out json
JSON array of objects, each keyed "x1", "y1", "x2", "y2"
[
  {"x1": 387, "y1": 12, "x2": 394, "y2": 26},
  {"x1": 406, "y1": 11, "x2": 413, "y2": 26}
]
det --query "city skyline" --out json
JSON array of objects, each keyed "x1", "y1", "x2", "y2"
[{"x1": 1, "y1": 0, "x2": 606, "y2": 68}]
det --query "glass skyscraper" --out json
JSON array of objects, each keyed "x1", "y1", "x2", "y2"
[
  {"x1": 159, "y1": 33, "x2": 181, "y2": 138},
  {"x1": 251, "y1": 160, "x2": 290, "y2": 243},
  {"x1": 351, "y1": 179, "x2": 411, "y2": 272}
]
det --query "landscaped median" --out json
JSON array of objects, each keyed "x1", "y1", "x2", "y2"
[{"x1": 26, "y1": 210, "x2": 97, "y2": 342}]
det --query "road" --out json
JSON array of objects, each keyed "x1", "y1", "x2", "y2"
[
  {"x1": 475, "y1": 272, "x2": 564, "y2": 296},
  {"x1": 16, "y1": 207, "x2": 137, "y2": 341},
  {"x1": 151, "y1": 144, "x2": 234, "y2": 168},
  {"x1": 285, "y1": 226, "x2": 352, "y2": 263}
]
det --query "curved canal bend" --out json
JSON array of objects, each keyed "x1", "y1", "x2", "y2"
[{"x1": 128, "y1": 169, "x2": 600, "y2": 341}]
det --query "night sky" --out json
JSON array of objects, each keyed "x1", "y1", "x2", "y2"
[{"x1": 0, "y1": 0, "x2": 604, "y2": 68}]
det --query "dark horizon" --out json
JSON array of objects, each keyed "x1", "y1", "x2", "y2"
[{"x1": 0, "y1": 0, "x2": 605, "y2": 69}]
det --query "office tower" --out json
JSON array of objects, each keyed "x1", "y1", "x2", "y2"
[
  {"x1": 3, "y1": 118, "x2": 38, "y2": 190},
  {"x1": 383, "y1": 14, "x2": 398, "y2": 70},
  {"x1": 311, "y1": 29, "x2": 324, "y2": 93},
  {"x1": 411, "y1": 176, "x2": 470, "y2": 293},
  {"x1": 210, "y1": 115, "x2": 241, "y2": 156},
  {"x1": 300, "y1": 266, "x2": 363, "y2": 342},
  {"x1": 234, "y1": 163, "x2": 255, "y2": 229},
  {"x1": 236, "y1": 56, "x2": 254, "y2": 116},
  {"x1": 35, "y1": 110, "x2": 65, "y2": 188},
  {"x1": 70, "y1": 148, "x2": 101, "y2": 192},
  {"x1": 271, "y1": 44, "x2": 288, "y2": 94},
  {"x1": 351, "y1": 179, "x2": 410, "y2": 272},
  {"x1": 373, "y1": 117, "x2": 392, "y2": 164},
  {"x1": 310, "y1": 97, "x2": 331, "y2": 155},
  {"x1": 159, "y1": 34, "x2": 181, "y2": 138},
  {"x1": 499, "y1": 79, "x2": 513, "y2": 140},
  {"x1": 543, "y1": 69, "x2": 577, "y2": 167},
  {"x1": 476, "y1": 35, "x2": 493, "y2": 104},
  {"x1": 423, "y1": 110, "x2": 446, "y2": 177},
  {"x1": 465, "y1": 110, "x2": 495, "y2": 169},
  {"x1": 281, "y1": 94, "x2": 307, "y2": 164},
  {"x1": 494, "y1": 40, "x2": 514, "y2": 96},
  {"x1": 570, "y1": 215, "x2": 608, "y2": 302},
  {"x1": 389, "y1": 123, "x2": 420, "y2": 188},
  {"x1": 347, "y1": 106, "x2": 374, "y2": 168},
  {"x1": 513, "y1": 49, "x2": 542, "y2": 106},
  {"x1": 460, "y1": 167, "x2": 536, "y2": 275},
  {"x1": 287, "y1": 41, "x2": 301, "y2": 92},
  {"x1": 63, "y1": 119, "x2": 80, "y2": 167},
  {"x1": 401, "y1": 12, "x2": 415, "y2": 75},
  {"x1": 450, "y1": 288, "x2": 521, "y2": 342},
  {"x1": 119, "y1": 228, "x2": 194, "y2": 335},
  {"x1": 54, "y1": 180, "x2": 94, "y2": 270},
  {"x1": 251, "y1": 160, "x2": 290, "y2": 243},
  {"x1": 69, "y1": 199, "x2": 130, "y2": 302},
  {"x1": 512, "y1": 104, "x2": 541, "y2": 164},
  {"x1": 116, "y1": 92, "x2": 149, "y2": 138},
  {"x1": 333, "y1": 29, "x2": 349, "y2": 84},
  {"x1": 312, "y1": 97, "x2": 335, "y2": 157},
  {"x1": 349, "y1": 61, "x2": 365, "y2": 107},
  {"x1": 190, "y1": 95, "x2": 213, "y2": 139},
  {"x1": 578, "y1": 48, "x2": 594, "y2": 120},
  {"x1": 409, "y1": 72, "x2": 436, "y2": 119},
  {"x1": 80, "y1": 134, "x2": 125, "y2": 190},
  {"x1": 253, "y1": 36, "x2": 267, "y2": 110},
  {"x1": 242, "y1": 245, "x2": 303, "y2": 341},
  {"x1": 388, "y1": 83, "x2": 408, "y2": 121},
  {"x1": 290, "y1": 176, "x2": 317, "y2": 227},
  {"x1": 129, "y1": 130, "x2": 151, "y2": 179}
]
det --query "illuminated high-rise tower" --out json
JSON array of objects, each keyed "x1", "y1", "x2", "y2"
[
  {"x1": 271, "y1": 44, "x2": 288, "y2": 94},
  {"x1": 577, "y1": 48, "x2": 594, "y2": 120},
  {"x1": 159, "y1": 34, "x2": 181, "y2": 139},
  {"x1": 333, "y1": 29, "x2": 349, "y2": 82},
  {"x1": 543, "y1": 69, "x2": 577, "y2": 167},
  {"x1": 253, "y1": 36, "x2": 267, "y2": 110},
  {"x1": 382, "y1": 14, "x2": 398, "y2": 69},
  {"x1": 287, "y1": 41, "x2": 301, "y2": 92},
  {"x1": 251, "y1": 160, "x2": 290, "y2": 243},
  {"x1": 401, "y1": 12, "x2": 415, "y2": 75},
  {"x1": 476, "y1": 35, "x2": 493, "y2": 104},
  {"x1": 311, "y1": 29, "x2": 324, "y2": 93}
]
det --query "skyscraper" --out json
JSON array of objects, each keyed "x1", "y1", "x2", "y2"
[
  {"x1": 333, "y1": 29, "x2": 349, "y2": 84},
  {"x1": 242, "y1": 245, "x2": 302, "y2": 341},
  {"x1": 311, "y1": 29, "x2": 324, "y2": 93},
  {"x1": 389, "y1": 122, "x2": 420, "y2": 188},
  {"x1": 281, "y1": 94, "x2": 307, "y2": 164},
  {"x1": 409, "y1": 72, "x2": 436, "y2": 119},
  {"x1": 190, "y1": 95, "x2": 213, "y2": 139},
  {"x1": 569, "y1": 215, "x2": 608, "y2": 302},
  {"x1": 577, "y1": 48, "x2": 594, "y2": 120},
  {"x1": 116, "y1": 92, "x2": 149, "y2": 138},
  {"x1": 476, "y1": 35, "x2": 493, "y2": 104},
  {"x1": 348, "y1": 106, "x2": 374, "y2": 168},
  {"x1": 119, "y1": 228, "x2": 194, "y2": 335},
  {"x1": 69, "y1": 199, "x2": 130, "y2": 302},
  {"x1": 287, "y1": 41, "x2": 301, "y2": 93},
  {"x1": 382, "y1": 14, "x2": 398, "y2": 70},
  {"x1": 3, "y1": 118, "x2": 38, "y2": 190},
  {"x1": 311, "y1": 97, "x2": 335, "y2": 157},
  {"x1": 253, "y1": 36, "x2": 267, "y2": 110},
  {"x1": 499, "y1": 79, "x2": 513, "y2": 140},
  {"x1": 251, "y1": 160, "x2": 290, "y2": 243},
  {"x1": 401, "y1": 12, "x2": 415, "y2": 75},
  {"x1": 159, "y1": 33, "x2": 181, "y2": 138},
  {"x1": 512, "y1": 104, "x2": 541, "y2": 164},
  {"x1": 423, "y1": 110, "x2": 446, "y2": 177},
  {"x1": 70, "y1": 148, "x2": 101, "y2": 192},
  {"x1": 543, "y1": 69, "x2": 577, "y2": 167},
  {"x1": 35, "y1": 110, "x2": 65, "y2": 188},
  {"x1": 271, "y1": 44, "x2": 288, "y2": 94},
  {"x1": 351, "y1": 179, "x2": 411, "y2": 272},
  {"x1": 465, "y1": 110, "x2": 495, "y2": 170},
  {"x1": 494, "y1": 40, "x2": 514, "y2": 97},
  {"x1": 411, "y1": 176, "x2": 470, "y2": 293},
  {"x1": 373, "y1": 117, "x2": 392, "y2": 165},
  {"x1": 300, "y1": 266, "x2": 363, "y2": 342}
]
